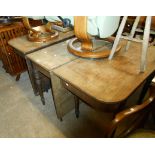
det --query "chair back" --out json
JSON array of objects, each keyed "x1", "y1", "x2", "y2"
[{"x1": 107, "y1": 85, "x2": 155, "y2": 138}]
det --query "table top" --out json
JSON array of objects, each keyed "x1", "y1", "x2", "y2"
[
  {"x1": 8, "y1": 31, "x2": 74, "y2": 55},
  {"x1": 26, "y1": 40, "x2": 78, "y2": 72},
  {"x1": 53, "y1": 41, "x2": 155, "y2": 104}
]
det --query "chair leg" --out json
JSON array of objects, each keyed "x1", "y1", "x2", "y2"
[
  {"x1": 140, "y1": 16, "x2": 152, "y2": 72},
  {"x1": 125, "y1": 16, "x2": 140, "y2": 51},
  {"x1": 74, "y1": 95, "x2": 80, "y2": 118},
  {"x1": 109, "y1": 16, "x2": 128, "y2": 60}
]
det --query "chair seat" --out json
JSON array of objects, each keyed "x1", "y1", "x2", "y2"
[{"x1": 128, "y1": 129, "x2": 155, "y2": 138}]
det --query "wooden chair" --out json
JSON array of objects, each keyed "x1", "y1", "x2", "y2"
[
  {"x1": 106, "y1": 84, "x2": 155, "y2": 137},
  {"x1": 127, "y1": 129, "x2": 155, "y2": 138},
  {"x1": 73, "y1": 82, "x2": 155, "y2": 137},
  {"x1": 67, "y1": 16, "x2": 121, "y2": 59}
]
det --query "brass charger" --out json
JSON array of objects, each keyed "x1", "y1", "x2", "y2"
[{"x1": 22, "y1": 17, "x2": 59, "y2": 43}]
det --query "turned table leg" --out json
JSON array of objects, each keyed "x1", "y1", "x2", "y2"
[
  {"x1": 74, "y1": 95, "x2": 80, "y2": 118},
  {"x1": 25, "y1": 58, "x2": 39, "y2": 96},
  {"x1": 33, "y1": 66, "x2": 45, "y2": 105}
]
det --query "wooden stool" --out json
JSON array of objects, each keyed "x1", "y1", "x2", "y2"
[{"x1": 109, "y1": 16, "x2": 152, "y2": 72}]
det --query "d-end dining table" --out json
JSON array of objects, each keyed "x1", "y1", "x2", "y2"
[{"x1": 53, "y1": 41, "x2": 155, "y2": 114}]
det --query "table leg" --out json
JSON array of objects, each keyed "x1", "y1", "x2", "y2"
[
  {"x1": 50, "y1": 72, "x2": 75, "y2": 120},
  {"x1": 74, "y1": 95, "x2": 80, "y2": 118},
  {"x1": 33, "y1": 66, "x2": 45, "y2": 105},
  {"x1": 25, "y1": 58, "x2": 39, "y2": 96}
]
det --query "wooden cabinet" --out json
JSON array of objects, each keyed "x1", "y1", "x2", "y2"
[{"x1": 0, "y1": 22, "x2": 28, "y2": 79}]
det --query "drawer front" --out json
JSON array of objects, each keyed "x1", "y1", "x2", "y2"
[{"x1": 61, "y1": 80, "x2": 120, "y2": 112}]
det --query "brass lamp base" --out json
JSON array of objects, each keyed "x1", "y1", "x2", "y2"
[{"x1": 67, "y1": 37, "x2": 121, "y2": 59}]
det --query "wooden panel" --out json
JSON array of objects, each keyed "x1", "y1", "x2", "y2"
[
  {"x1": 61, "y1": 79, "x2": 121, "y2": 112},
  {"x1": 50, "y1": 72, "x2": 75, "y2": 119}
]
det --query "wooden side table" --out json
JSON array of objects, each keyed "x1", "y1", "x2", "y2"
[{"x1": 8, "y1": 31, "x2": 74, "y2": 95}]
